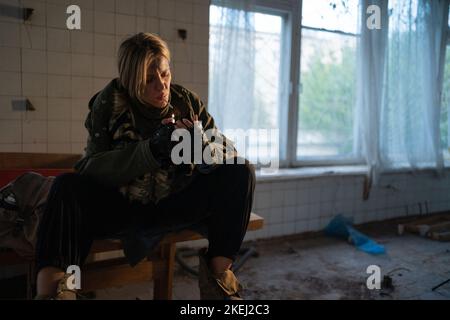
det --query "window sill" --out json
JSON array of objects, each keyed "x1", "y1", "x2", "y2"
[
  {"x1": 255, "y1": 162, "x2": 450, "y2": 182},
  {"x1": 255, "y1": 165, "x2": 368, "y2": 182}
]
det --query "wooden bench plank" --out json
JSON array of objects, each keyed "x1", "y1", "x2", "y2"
[
  {"x1": 1, "y1": 215, "x2": 264, "y2": 257},
  {"x1": 82, "y1": 258, "x2": 153, "y2": 292},
  {"x1": 90, "y1": 213, "x2": 264, "y2": 252},
  {"x1": 152, "y1": 243, "x2": 176, "y2": 300},
  {"x1": 0, "y1": 152, "x2": 81, "y2": 169}
]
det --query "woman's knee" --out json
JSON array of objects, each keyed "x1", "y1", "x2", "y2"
[
  {"x1": 242, "y1": 160, "x2": 256, "y2": 186},
  {"x1": 223, "y1": 158, "x2": 256, "y2": 187},
  {"x1": 53, "y1": 172, "x2": 83, "y2": 190},
  {"x1": 51, "y1": 172, "x2": 95, "y2": 198}
]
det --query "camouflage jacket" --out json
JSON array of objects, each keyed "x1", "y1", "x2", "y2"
[{"x1": 74, "y1": 79, "x2": 236, "y2": 204}]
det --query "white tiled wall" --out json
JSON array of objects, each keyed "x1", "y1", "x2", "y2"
[
  {"x1": 0, "y1": 0, "x2": 209, "y2": 153},
  {"x1": 177, "y1": 169, "x2": 450, "y2": 250},
  {"x1": 243, "y1": 171, "x2": 450, "y2": 242}
]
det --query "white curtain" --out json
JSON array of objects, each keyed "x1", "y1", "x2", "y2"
[
  {"x1": 356, "y1": 0, "x2": 389, "y2": 186},
  {"x1": 208, "y1": 0, "x2": 256, "y2": 130},
  {"x1": 358, "y1": 0, "x2": 449, "y2": 187},
  {"x1": 208, "y1": 0, "x2": 286, "y2": 166}
]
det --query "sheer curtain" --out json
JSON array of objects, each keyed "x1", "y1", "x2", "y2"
[
  {"x1": 208, "y1": 0, "x2": 256, "y2": 131},
  {"x1": 356, "y1": 0, "x2": 389, "y2": 186},
  {"x1": 208, "y1": 0, "x2": 286, "y2": 167},
  {"x1": 358, "y1": 0, "x2": 449, "y2": 188},
  {"x1": 381, "y1": 0, "x2": 448, "y2": 171}
]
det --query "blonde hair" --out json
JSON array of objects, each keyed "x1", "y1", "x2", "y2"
[{"x1": 117, "y1": 32, "x2": 171, "y2": 104}]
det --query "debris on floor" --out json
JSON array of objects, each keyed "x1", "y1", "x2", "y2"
[
  {"x1": 432, "y1": 278, "x2": 450, "y2": 291},
  {"x1": 399, "y1": 213, "x2": 450, "y2": 241},
  {"x1": 3, "y1": 216, "x2": 450, "y2": 300},
  {"x1": 325, "y1": 215, "x2": 386, "y2": 255},
  {"x1": 91, "y1": 216, "x2": 450, "y2": 300},
  {"x1": 378, "y1": 275, "x2": 395, "y2": 298}
]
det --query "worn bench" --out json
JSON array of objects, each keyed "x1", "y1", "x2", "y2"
[{"x1": 0, "y1": 152, "x2": 264, "y2": 299}]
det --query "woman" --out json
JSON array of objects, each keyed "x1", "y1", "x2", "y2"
[{"x1": 34, "y1": 33, "x2": 255, "y2": 300}]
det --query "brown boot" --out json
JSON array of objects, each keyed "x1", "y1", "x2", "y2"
[
  {"x1": 198, "y1": 248, "x2": 243, "y2": 300},
  {"x1": 55, "y1": 273, "x2": 77, "y2": 300},
  {"x1": 34, "y1": 274, "x2": 77, "y2": 300}
]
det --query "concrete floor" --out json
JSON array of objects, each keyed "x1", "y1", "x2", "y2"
[{"x1": 94, "y1": 218, "x2": 450, "y2": 300}]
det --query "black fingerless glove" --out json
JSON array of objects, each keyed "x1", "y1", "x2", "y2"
[{"x1": 148, "y1": 123, "x2": 176, "y2": 169}]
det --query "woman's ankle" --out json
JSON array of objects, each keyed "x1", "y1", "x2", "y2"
[
  {"x1": 209, "y1": 256, "x2": 233, "y2": 276},
  {"x1": 36, "y1": 267, "x2": 65, "y2": 297}
]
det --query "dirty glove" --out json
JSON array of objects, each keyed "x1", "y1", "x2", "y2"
[{"x1": 148, "y1": 122, "x2": 176, "y2": 169}]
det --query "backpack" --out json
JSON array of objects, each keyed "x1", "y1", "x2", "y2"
[{"x1": 0, "y1": 172, "x2": 54, "y2": 259}]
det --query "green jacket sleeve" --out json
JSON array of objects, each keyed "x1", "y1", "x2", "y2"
[{"x1": 74, "y1": 92, "x2": 160, "y2": 187}]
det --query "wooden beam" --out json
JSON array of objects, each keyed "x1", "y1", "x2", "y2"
[
  {"x1": 0, "y1": 152, "x2": 81, "y2": 169},
  {"x1": 152, "y1": 243, "x2": 176, "y2": 300},
  {"x1": 81, "y1": 258, "x2": 153, "y2": 292}
]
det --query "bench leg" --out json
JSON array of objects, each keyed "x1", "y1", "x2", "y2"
[
  {"x1": 26, "y1": 261, "x2": 35, "y2": 300},
  {"x1": 151, "y1": 243, "x2": 176, "y2": 300}
]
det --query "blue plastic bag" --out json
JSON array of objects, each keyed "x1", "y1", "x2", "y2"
[{"x1": 324, "y1": 215, "x2": 385, "y2": 255}]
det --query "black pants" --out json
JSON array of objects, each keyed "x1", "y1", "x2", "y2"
[{"x1": 35, "y1": 161, "x2": 255, "y2": 272}]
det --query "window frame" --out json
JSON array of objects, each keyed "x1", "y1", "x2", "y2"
[
  {"x1": 292, "y1": 1, "x2": 365, "y2": 167},
  {"x1": 209, "y1": 0, "x2": 364, "y2": 168},
  {"x1": 209, "y1": 0, "x2": 297, "y2": 168},
  {"x1": 443, "y1": 5, "x2": 450, "y2": 160}
]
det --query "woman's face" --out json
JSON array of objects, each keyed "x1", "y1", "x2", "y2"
[{"x1": 143, "y1": 57, "x2": 171, "y2": 108}]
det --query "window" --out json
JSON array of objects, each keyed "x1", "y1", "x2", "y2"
[
  {"x1": 209, "y1": 2, "x2": 290, "y2": 166},
  {"x1": 297, "y1": 0, "x2": 360, "y2": 161},
  {"x1": 440, "y1": 6, "x2": 450, "y2": 160},
  {"x1": 209, "y1": 0, "x2": 449, "y2": 171}
]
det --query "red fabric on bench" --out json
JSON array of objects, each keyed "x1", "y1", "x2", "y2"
[{"x1": 0, "y1": 169, "x2": 72, "y2": 188}]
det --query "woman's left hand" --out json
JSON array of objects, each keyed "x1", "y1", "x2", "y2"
[{"x1": 161, "y1": 115, "x2": 199, "y2": 130}]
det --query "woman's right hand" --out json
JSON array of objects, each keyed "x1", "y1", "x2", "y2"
[{"x1": 148, "y1": 120, "x2": 177, "y2": 169}]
